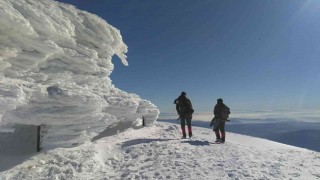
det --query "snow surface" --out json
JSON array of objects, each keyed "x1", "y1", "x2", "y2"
[
  {"x1": 0, "y1": 0, "x2": 159, "y2": 149},
  {"x1": 1, "y1": 121, "x2": 320, "y2": 179},
  {"x1": 1, "y1": 0, "x2": 320, "y2": 179}
]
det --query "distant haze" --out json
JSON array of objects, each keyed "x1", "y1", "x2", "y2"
[{"x1": 160, "y1": 110, "x2": 320, "y2": 122}]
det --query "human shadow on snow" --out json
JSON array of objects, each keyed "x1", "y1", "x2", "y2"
[
  {"x1": 158, "y1": 119, "x2": 320, "y2": 152},
  {"x1": 181, "y1": 140, "x2": 210, "y2": 146},
  {"x1": 121, "y1": 138, "x2": 175, "y2": 148}
]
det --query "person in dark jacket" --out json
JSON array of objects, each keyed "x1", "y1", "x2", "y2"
[
  {"x1": 174, "y1": 91, "x2": 194, "y2": 138},
  {"x1": 211, "y1": 98, "x2": 230, "y2": 143}
]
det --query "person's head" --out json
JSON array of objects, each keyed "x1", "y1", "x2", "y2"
[
  {"x1": 217, "y1": 98, "x2": 223, "y2": 104},
  {"x1": 181, "y1": 91, "x2": 186, "y2": 96}
]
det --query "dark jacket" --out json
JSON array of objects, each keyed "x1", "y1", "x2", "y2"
[
  {"x1": 214, "y1": 102, "x2": 230, "y2": 120},
  {"x1": 174, "y1": 95, "x2": 194, "y2": 116}
]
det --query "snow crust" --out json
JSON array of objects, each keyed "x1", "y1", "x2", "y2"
[
  {"x1": 0, "y1": 0, "x2": 159, "y2": 149},
  {"x1": 1, "y1": 121, "x2": 319, "y2": 179}
]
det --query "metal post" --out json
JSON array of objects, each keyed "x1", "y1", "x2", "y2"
[
  {"x1": 142, "y1": 116, "x2": 145, "y2": 127},
  {"x1": 37, "y1": 125, "x2": 41, "y2": 152}
]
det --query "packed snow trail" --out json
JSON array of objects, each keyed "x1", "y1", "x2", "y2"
[{"x1": 1, "y1": 121, "x2": 320, "y2": 179}]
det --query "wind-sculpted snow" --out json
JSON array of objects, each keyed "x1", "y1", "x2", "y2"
[{"x1": 0, "y1": 0, "x2": 159, "y2": 149}]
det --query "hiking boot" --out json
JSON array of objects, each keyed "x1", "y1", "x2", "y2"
[
  {"x1": 221, "y1": 138, "x2": 225, "y2": 143},
  {"x1": 189, "y1": 132, "x2": 193, "y2": 138},
  {"x1": 182, "y1": 132, "x2": 186, "y2": 139},
  {"x1": 215, "y1": 138, "x2": 221, "y2": 143}
]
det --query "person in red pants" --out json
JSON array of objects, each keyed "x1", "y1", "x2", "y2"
[
  {"x1": 174, "y1": 92, "x2": 194, "y2": 138},
  {"x1": 211, "y1": 98, "x2": 230, "y2": 143}
]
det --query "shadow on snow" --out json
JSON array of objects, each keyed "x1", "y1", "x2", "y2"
[
  {"x1": 158, "y1": 119, "x2": 320, "y2": 152},
  {"x1": 181, "y1": 140, "x2": 211, "y2": 146},
  {"x1": 92, "y1": 121, "x2": 143, "y2": 142},
  {"x1": 121, "y1": 138, "x2": 175, "y2": 148}
]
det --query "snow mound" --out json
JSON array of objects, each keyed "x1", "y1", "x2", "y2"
[
  {"x1": 1, "y1": 121, "x2": 319, "y2": 179},
  {"x1": 0, "y1": 0, "x2": 159, "y2": 149}
]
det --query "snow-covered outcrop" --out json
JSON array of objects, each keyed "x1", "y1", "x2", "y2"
[{"x1": 0, "y1": 0, "x2": 159, "y2": 149}]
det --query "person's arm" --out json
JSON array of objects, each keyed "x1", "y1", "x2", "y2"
[
  {"x1": 174, "y1": 99, "x2": 180, "y2": 115},
  {"x1": 224, "y1": 104, "x2": 230, "y2": 114},
  {"x1": 176, "y1": 104, "x2": 180, "y2": 115},
  {"x1": 188, "y1": 99, "x2": 193, "y2": 108},
  {"x1": 187, "y1": 99, "x2": 193, "y2": 110},
  {"x1": 214, "y1": 105, "x2": 218, "y2": 116}
]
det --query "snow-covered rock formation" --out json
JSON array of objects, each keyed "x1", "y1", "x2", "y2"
[{"x1": 0, "y1": 0, "x2": 159, "y2": 149}]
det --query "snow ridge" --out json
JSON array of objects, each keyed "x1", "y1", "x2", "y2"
[{"x1": 0, "y1": 0, "x2": 159, "y2": 149}]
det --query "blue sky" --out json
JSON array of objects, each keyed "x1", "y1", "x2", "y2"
[{"x1": 56, "y1": 0, "x2": 320, "y2": 113}]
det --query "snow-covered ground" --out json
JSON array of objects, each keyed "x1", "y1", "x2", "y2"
[
  {"x1": 1, "y1": 121, "x2": 320, "y2": 179},
  {"x1": 162, "y1": 112, "x2": 320, "y2": 152}
]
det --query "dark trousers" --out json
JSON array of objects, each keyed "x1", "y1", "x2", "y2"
[
  {"x1": 213, "y1": 119, "x2": 225, "y2": 140},
  {"x1": 180, "y1": 114, "x2": 192, "y2": 137}
]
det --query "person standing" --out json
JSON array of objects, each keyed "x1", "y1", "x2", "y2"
[
  {"x1": 174, "y1": 92, "x2": 194, "y2": 138},
  {"x1": 210, "y1": 98, "x2": 230, "y2": 143}
]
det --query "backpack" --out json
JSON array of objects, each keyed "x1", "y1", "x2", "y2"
[
  {"x1": 176, "y1": 97, "x2": 194, "y2": 115},
  {"x1": 221, "y1": 107, "x2": 230, "y2": 120},
  {"x1": 214, "y1": 104, "x2": 230, "y2": 120}
]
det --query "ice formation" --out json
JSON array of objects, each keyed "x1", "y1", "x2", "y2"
[{"x1": 0, "y1": 0, "x2": 159, "y2": 149}]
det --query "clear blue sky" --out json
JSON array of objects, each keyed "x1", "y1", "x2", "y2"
[{"x1": 56, "y1": 0, "x2": 320, "y2": 113}]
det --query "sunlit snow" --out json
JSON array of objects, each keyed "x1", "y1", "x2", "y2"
[{"x1": 1, "y1": 122, "x2": 320, "y2": 179}]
